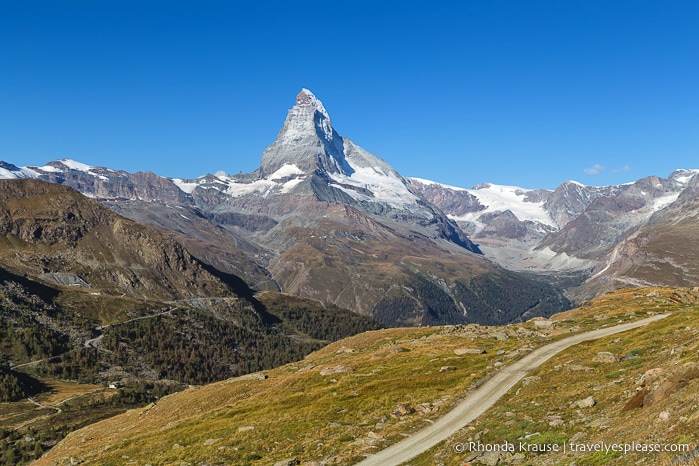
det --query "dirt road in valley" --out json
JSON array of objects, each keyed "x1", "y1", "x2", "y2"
[{"x1": 355, "y1": 313, "x2": 671, "y2": 466}]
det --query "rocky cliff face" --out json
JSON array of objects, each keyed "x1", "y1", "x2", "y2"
[
  {"x1": 575, "y1": 173, "x2": 699, "y2": 299},
  {"x1": 25, "y1": 160, "x2": 192, "y2": 204},
  {"x1": 259, "y1": 88, "x2": 351, "y2": 177},
  {"x1": 0, "y1": 179, "x2": 232, "y2": 300}
]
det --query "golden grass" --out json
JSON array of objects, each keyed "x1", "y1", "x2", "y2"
[
  {"x1": 35, "y1": 287, "x2": 698, "y2": 465},
  {"x1": 412, "y1": 289, "x2": 699, "y2": 465},
  {"x1": 0, "y1": 377, "x2": 110, "y2": 431}
]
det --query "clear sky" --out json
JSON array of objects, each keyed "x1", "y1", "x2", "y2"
[{"x1": 1, "y1": 1, "x2": 697, "y2": 189}]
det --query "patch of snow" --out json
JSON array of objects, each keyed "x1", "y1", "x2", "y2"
[
  {"x1": 224, "y1": 178, "x2": 280, "y2": 197},
  {"x1": 171, "y1": 178, "x2": 200, "y2": 194},
  {"x1": 651, "y1": 192, "x2": 681, "y2": 212},
  {"x1": 281, "y1": 177, "x2": 304, "y2": 193},
  {"x1": 59, "y1": 158, "x2": 93, "y2": 172},
  {"x1": 269, "y1": 163, "x2": 304, "y2": 180},
  {"x1": 409, "y1": 177, "x2": 467, "y2": 191},
  {"x1": 0, "y1": 165, "x2": 40, "y2": 179},
  {"x1": 35, "y1": 164, "x2": 62, "y2": 173},
  {"x1": 459, "y1": 183, "x2": 556, "y2": 227},
  {"x1": 328, "y1": 164, "x2": 420, "y2": 211}
]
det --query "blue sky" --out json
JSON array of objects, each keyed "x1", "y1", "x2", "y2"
[{"x1": 1, "y1": 1, "x2": 697, "y2": 189}]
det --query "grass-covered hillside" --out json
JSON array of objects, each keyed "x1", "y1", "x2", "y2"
[
  {"x1": 35, "y1": 287, "x2": 699, "y2": 465},
  {"x1": 0, "y1": 268, "x2": 381, "y2": 465}
]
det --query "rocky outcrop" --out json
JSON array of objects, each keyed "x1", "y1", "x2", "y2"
[
  {"x1": 0, "y1": 179, "x2": 233, "y2": 300},
  {"x1": 35, "y1": 161, "x2": 192, "y2": 204}
]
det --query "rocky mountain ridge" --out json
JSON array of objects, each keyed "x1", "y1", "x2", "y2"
[
  {"x1": 5, "y1": 89, "x2": 698, "y2": 315},
  {"x1": 410, "y1": 168, "x2": 699, "y2": 299},
  {"x1": 0, "y1": 178, "x2": 231, "y2": 300},
  {"x1": 0, "y1": 90, "x2": 572, "y2": 326}
]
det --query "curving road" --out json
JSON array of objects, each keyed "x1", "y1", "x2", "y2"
[{"x1": 355, "y1": 313, "x2": 670, "y2": 466}]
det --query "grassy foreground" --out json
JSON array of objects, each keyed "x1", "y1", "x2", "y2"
[{"x1": 35, "y1": 287, "x2": 699, "y2": 465}]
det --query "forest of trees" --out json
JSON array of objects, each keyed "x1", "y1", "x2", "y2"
[
  {"x1": 101, "y1": 297, "x2": 384, "y2": 385},
  {"x1": 370, "y1": 272, "x2": 573, "y2": 327},
  {"x1": 0, "y1": 272, "x2": 384, "y2": 463}
]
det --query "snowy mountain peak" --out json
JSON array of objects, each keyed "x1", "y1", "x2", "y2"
[
  {"x1": 259, "y1": 89, "x2": 348, "y2": 178},
  {"x1": 280, "y1": 88, "x2": 334, "y2": 143},
  {"x1": 295, "y1": 88, "x2": 331, "y2": 121}
]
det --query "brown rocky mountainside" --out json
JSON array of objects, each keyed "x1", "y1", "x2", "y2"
[
  {"x1": 578, "y1": 174, "x2": 699, "y2": 299},
  {"x1": 0, "y1": 178, "x2": 232, "y2": 300}
]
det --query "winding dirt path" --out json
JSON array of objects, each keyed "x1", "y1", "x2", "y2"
[{"x1": 356, "y1": 313, "x2": 670, "y2": 466}]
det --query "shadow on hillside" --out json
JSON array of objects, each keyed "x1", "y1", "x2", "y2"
[
  {"x1": 0, "y1": 266, "x2": 61, "y2": 303},
  {"x1": 198, "y1": 262, "x2": 281, "y2": 326}
]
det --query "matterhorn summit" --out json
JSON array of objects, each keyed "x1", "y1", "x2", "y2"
[
  {"x1": 252, "y1": 89, "x2": 429, "y2": 214},
  {"x1": 260, "y1": 88, "x2": 351, "y2": 177}
]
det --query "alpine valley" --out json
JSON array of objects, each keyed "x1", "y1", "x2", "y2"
[{"x1": 1, "y1": 89, "x2": 699, "y2": 464}]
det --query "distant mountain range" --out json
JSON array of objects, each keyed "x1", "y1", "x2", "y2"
[
  {"x1": 410, "y1": 168, "x2": 699, "y2": 300},
  {"x1": 3, "y1": 89, "x2": 698, "y2": 323}
]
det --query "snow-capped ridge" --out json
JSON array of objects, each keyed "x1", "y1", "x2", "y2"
[
  {"x1": 410, "y1": 178, "x2": 556, "y2": 228},
  {"x1": 172, "y1": 163, "x2": 307, "y2": 198},
  {"x1": 0, "y1": 161, "x2": 39, "y2": 179},
  {"x1": 670, "y1": 169, "x2": 699, "y2": 185},
  {"x1": 55, "y1": 158, "x2": 93, "y2": 172},
  {"x1": 296, "y1": 88, "x2": 331, "y2": 122}
]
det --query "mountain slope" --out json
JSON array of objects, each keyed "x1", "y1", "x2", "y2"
[
  {"x1": 33, "y1": 287, "x2": 699, "y2": 466},
  {"x1": 0, "y1": 178, "x2": 386, "y2": 462},
  {"x1": 0, "y1": 178, "x2": 231, "y2": 300},
  {"x1": 577, "y1": 173, "x2": 699, "y2": 299},
  {"x1": 0, "y1": 178, "x2": 384, "y2": 383}
]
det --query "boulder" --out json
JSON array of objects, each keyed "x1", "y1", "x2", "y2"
[
  {"x1": 391, "y1": 404, "x2": 415, "y2": 418},
  {"x1": 521, "y1": 376, "x2": 541, "y2": 387},
  {"x1": 273, "y1": 459, "x2": 300, "y2": 466},
  {"x1": 533, "y1": 319, "x2": 554, "y2": 328},
  {"x1": 594, "y1": 352, "x2": 618, "y2": 363},
  {"x1": 320, "y1": 365, "x2": 353, "y2": 376},
  {"x1": 575, "y1": 396, "x2": 596, "y2": 409},
  {"x1": 454, "y1": 348, "x2": 486, "y2": 355}
]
